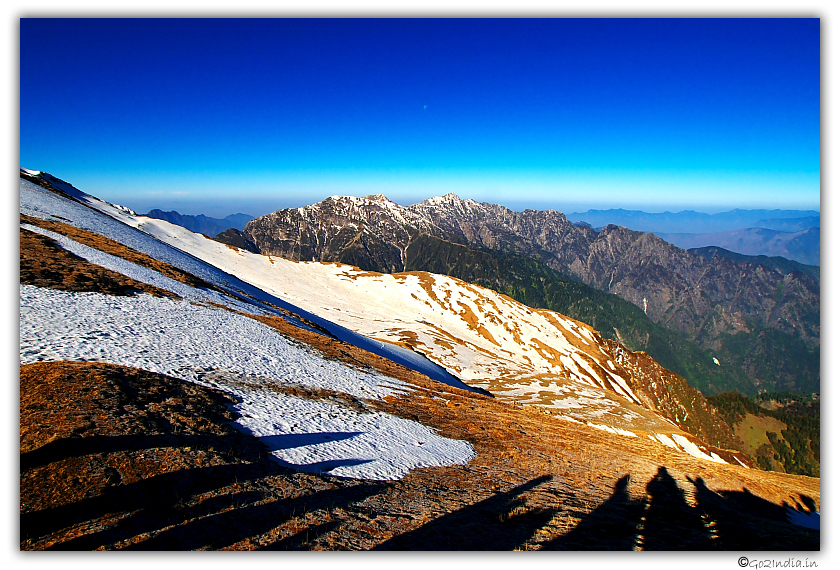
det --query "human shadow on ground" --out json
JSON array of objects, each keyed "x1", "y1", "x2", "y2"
[
  {"x1": 257, "y1": 432, "x2": 365, "y2": 451},
  {"x1": 541, "y1": 474, "x2": 646, "y2": 550},
  {"x1": 543, "y1": 466, "x2": 712, "y2": 550},
  {"x1": 121, "y1": 482, "x2": 388, "y2": 550},
  {"x1": 21, "y1": 433, "x2": 263, "y2": 472},
  {"x1": 374, "y1": 474, "x2": 557, "y2": 550},
  {"x1": 635, "y1": 466, "x2": 714, "y2": 550},
  {"x1": 543, "y1": 467, "x2": 818, "y2": 551},
  {"x1": 21, "y1": 431, "x2": 368, "y2": 472},
  {"x1": 25, "y1": 461, "x2": 275, "y2": 546},
  {"x1": 259, "y1": 521, "x2": 344, "y2": 550},
  {"x1": 688, "y1": 476, "x2": 819, "y2": 550}
]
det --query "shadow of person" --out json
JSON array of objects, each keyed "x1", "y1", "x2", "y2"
[
  {"x1": 689, "y1": 476, "x2": 819, "y2": 550},
  {"x1": 374, "y1": 474, "x2": 556, "y2": 550},
  {"x1": 798, "y1": 494, "x2": 818, "y2": 514},
  {"x1": 636, "y1": 466, "x2": 714, "y2": 550},
  {"x1": 540, "y1": 474, "x2": 646, "y2": 550}
]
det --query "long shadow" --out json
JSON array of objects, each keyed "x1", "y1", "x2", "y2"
[
  {"x1": 374, "y1": 474, "x2": 556, "y2": 551},
  {"x1": 121, "y1": 482, "x2": 389, "y2": 550},
  {"x1": 275, "y1": 458, "x2": 375, "y2": 474},
  {"x1": 257, "y1": 432, "x2": 365, "y2": 451},
  {"x1": 20, "y1": 433, "x2": 265, "y2": 472},
  {"x1": 541, "y1": 475, "x2": 646, "y2": 550},
  {"x1": 259, "y1": 521, "x2": 344, "y2": 550},
  {"x1": 689, "y1": 477, "x2": 820, "y2": 550},
  {"x1": 25, "y1": 461, "x2": 284, "y2": 546},
  {"x1": 540, "y1": 467, "x2": 819, "y2": 551},
  {"x1": 637, "y1": 466, "x2": 714, "y2": 550}
]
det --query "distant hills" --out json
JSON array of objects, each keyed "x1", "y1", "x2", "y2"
[
  {"x1": 659, "y1": 228, "x2": 819, "y2": 267},
  {"x1": 689, "y1": 247, "x2": 820, "y2": 282},
  {"x1": 569, "y1": 208, "x2": 820, "y2": 234},
  {"x1": 570, "y1": 208, "x2": 819, "y2": 266},
  {"x1": 144, "y1": 209, "x2": 253, "y2": 237},
  {"x1": 216, "y1": 193, "x2": 819, "y2": 396}
]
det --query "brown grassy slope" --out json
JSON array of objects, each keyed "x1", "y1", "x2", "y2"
[
  {"x1": 605, "y1": 340, "x2": 744, "y2": 452},
  {"x1": 20, "y1": 226, "x2": 176, "y2": 298},
  {"x1": 21, "y1": 311, "x2": 820, "y2": 553},
  {"x1": 20, "y1": 357, "x2": 819, "y2": 551},
  {"x1": 21, "y1": 213, "x2": 218, "y2": 291}
]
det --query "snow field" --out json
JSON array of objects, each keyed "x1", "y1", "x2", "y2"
[
  {"x1": 20, "y1": 179, "x2": 474, "y2": 393},
  {"x1": 19, "y1": 285, "x2": 476, "y2": 480},
  {"x1": 21, "y1": 223, "x2": 264, "y2": 316},
  {"x1": 229, "y1": 384, "x2": 475, "y2": 480},
  {"x1": 646, "y1": 433, "x2": 727, "y2": 464},
  {"x1": 586, "y1": 423, "x2": 639, "y2": 438},
  {"x1": 111, "y1": 213, "x2": 645, "y2": 412}
]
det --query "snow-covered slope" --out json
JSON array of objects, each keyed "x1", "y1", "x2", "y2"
[
  {"x1": 19, "y1": 286, "x2": 475, "y2": 480},
  {"x1": 19, "y1": 170, "x2": 744, "y2": 466},
  {"x1": 19, "y1": 173, "x2": 479, "y2": 480},
  {"x1": 119, "y1": 208, "x2": 748, "y2": 465},
  {"x1": 19, "y1": 173, "x2": 477, "y2": 395},
  {"x1": 121, "y1": 214, "x2": 658, "y2": 425},
  {"x1": 137, "y1": 213, "x2": 663, "y2": 432}
]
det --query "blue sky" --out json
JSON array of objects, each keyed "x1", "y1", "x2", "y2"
[{"x1": 20, "y1": 18, "x2": 820, "y2": 218}]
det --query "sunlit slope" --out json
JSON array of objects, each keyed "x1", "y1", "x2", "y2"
[
  {"x1": 20, "y1": 169, "x2": 746, "y2": 465},
  {"x1": 131, "y1": 214, "x2": 731, "y2": 442}
]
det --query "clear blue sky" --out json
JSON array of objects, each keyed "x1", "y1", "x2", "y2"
[{"x1": 20, "y1": 18, "x2": 820, "y2": 218}]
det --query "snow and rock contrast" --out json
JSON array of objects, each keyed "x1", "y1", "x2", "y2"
[
  {"x1": 19, "y1": 169, "x2": 821, "y2": 551},
  {"x1": 19, "y1": 170, "x2": 749, "y2": 469},
  {"x1": 108, "y1": 208, "x2": 737, "y2": 447},
  {"x1": 19, "y1": 174, "x2": 479, "y2": 480}
]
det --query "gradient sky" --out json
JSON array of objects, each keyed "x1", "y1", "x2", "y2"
[{"x1": 20, "y1": 18, "x2": 820, "y2": 218}]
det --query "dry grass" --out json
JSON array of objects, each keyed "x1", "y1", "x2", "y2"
[
  {"x1": 20, "y1": 355, "x2": 819, "y2": 550},
  {"x1": 18, "y1": 212, "x2": 820, "y2": 550},
  {"x1": 21, "y1": 214, "x2": 220, "y2": 292},
  {"x1": 20, "y1": 227, "x2": 177, "y2": 299}
]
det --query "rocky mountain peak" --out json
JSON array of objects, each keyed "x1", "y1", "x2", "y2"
[
  {"x1": 233, "y1": 192, "x2": 819, "y2": 394},
  {"x1": 361, "y1": 193, "x2": 395, "y2": 203}
]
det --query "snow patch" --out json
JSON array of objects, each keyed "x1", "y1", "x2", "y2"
[
  {"x1": 671, "y1": 434, "x2": 728, "y2": 464},
  {"x1": 587, "y1": 423, "x2": 638, "y2": 437},
  {"x1": 19, "y1": 286, "x2": 476, "y2": 480},
  {"x1": 227, "y1": 384, "x2": 475, "y2": 480}
]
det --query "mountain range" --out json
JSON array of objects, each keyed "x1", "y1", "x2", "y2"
[
  {"x1": 658, "y1": 227, "x2": 820, "y2": 267},
  {"x1": 216, "y1": 193, "x2": 819, "y2": 396},
  {"x1": 144, "y1": 209, "x2": 253, "y2": 237},
  {"x1": 18, "y1": 168, "x2": 820, "y2": 550},
  {"x1": 569, "y1": 208, "x2": 820, "y2": 234}
]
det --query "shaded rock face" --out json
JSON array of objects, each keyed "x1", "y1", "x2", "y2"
[
  {"x1": 241, "y1": 193, "x2": 819, "y2": 390},
  {"x1": 213, "y1": 228, "x2": 260, "y2": 254}
]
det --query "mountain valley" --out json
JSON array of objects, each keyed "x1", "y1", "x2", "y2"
[
  {"x1": 220, "y1": 193, "x2": 819, "y2": 395},
  {"x1": 18, "y1": 169, "x2": 821, "y2": 550}
]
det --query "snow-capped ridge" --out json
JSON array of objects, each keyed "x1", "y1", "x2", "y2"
[
  {"x1": 19, "y1": 174, "x2": 480, "y2": 480},
  {"x1": 415, "y1": 192, "x2": 481, "y2": 210},
  {"x1": 19, "y1": 169, "x2": 753, "y2": 470}
]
